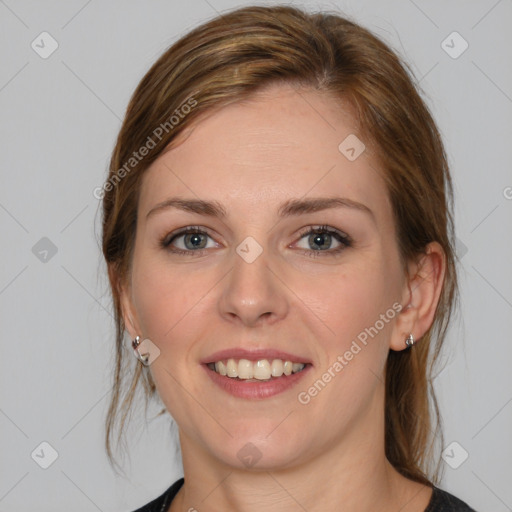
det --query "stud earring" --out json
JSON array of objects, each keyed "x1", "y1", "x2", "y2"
[
  {"x1": 405, "y1": 333, "x2": 415, "y2": 348},
  {"x1": 132, "y1": 335, "x2": 150, "y2": 365}
]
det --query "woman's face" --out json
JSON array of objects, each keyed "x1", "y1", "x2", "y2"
[{"x1": 121, "y1": 84, "x2": 412, "y2": 470}]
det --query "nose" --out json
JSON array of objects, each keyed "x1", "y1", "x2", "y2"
[{"x1": 217, "y1": 243, "x2": 289, "y2": 328}]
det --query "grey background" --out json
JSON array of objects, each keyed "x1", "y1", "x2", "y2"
[{"x1": 0, "y1": 0, "x2": 511, "y2": 510}]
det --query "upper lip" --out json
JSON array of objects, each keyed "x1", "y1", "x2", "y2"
[{"x1": 201, "y1": 348, "x2": 312, "y2": 365}]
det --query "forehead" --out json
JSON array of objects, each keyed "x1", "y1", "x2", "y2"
[{"x1": 138, "y1": 84, "x2": 390, "y2": 220}]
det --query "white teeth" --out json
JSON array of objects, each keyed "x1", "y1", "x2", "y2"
[
  {"x1": 254, "y1": 360, "x2": 271, "y2": 380},
  {"x1": 215, "y1": 361, "x2": 227, "y2": 376},
  {"x1": 271, "y1": 359, "x2": 283, "y2": 377},
  {"x1": 211, "y1": 358, "x2": 306, "y2": 380},
  {"x1": 226, "y1": 359, "x2": 238, "y2": 377},
  {"x1": 238, "y1": 359, "x2": 254, "y2": 379}
]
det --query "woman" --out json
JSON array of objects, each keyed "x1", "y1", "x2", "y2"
[{"x1": 101, "y1": 5, "x2": 477, "y2": 511}]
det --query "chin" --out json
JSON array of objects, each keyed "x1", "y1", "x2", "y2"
[{"x1": 204, "y1": 426, "x2": 310, "y2": 471}]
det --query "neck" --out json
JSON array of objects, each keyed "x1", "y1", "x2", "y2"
[
  {"x1": 178, "y1": 448, "x2": 396, "y2": 512},
  {"x1": 171, "y1": 386, "x2": 432, "y2": 512}
]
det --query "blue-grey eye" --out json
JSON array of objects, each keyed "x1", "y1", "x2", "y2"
[
  {"x1": 308, "y1": 232, "x2": 334, "y2": 250},
  {"x1": 182, "y1": 232, "x2": 208, "y2": 250},
  {"x1": 295, "y1": 227, "x2": 348, "y2": 252}
]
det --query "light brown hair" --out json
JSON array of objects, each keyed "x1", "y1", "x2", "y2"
[{"x1": 102, "y1": 5, "x2": 458, "y2": 484}]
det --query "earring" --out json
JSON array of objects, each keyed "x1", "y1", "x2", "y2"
[
  {"x1": 405, "y1": 333, "x2": 415, "y2": 348},
  {"x1": 132, "y1": 335, "x2": 150, "y2": 365}
]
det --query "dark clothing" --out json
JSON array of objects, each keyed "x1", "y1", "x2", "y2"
[
  {"x1": 425, "y1": 486, "x2": 477, "y2": 511},
  {"x1": 131, "y1": 478, "x2": 183, "y2": 512},
  {"x1": 131, "y1": 477, "x2": 477, "y2": 511}
]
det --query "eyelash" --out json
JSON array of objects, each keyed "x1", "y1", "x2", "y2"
[{"x1": 159, "y1": 225, "x2": 352, "y2": 257}]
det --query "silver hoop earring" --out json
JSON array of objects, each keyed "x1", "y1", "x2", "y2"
[
  {"x1": 405, "y1": 333, "x2": 415, "y2": 348},
  {"x1": 132, "y1": 335, "x2": 150, "y2": 365}
]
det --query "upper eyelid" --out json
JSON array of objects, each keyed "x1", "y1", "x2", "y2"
[
  {"x1": 165, "y1": 225, "x2": 347, "y2": 238},
  {"x1": 297, "y1": 225, "x2": 350, "y2": 238}
]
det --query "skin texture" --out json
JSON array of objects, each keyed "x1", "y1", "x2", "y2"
[{"x1": 120, "y1": 84, "x2": 445, "y2": 511}]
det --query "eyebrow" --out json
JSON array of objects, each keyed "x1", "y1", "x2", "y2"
[{"x1": 146, "y1": 196, "x2": 374, "y2": 221}]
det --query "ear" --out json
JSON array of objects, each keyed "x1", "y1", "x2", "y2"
[
  {"x1": 389, "y1": 241, "x2": 446, "y2": 351},
  {"x1": 108, "y1": 263, "x2": 141, "y2": 341}
]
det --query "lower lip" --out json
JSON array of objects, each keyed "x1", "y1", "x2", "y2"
[{"x1": 203, "y1": 364, "x2": 312, "y2": 400}]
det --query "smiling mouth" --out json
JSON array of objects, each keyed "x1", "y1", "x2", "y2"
[{"x1": 206, "y1": 358, "x2": 309, "y2": 381}]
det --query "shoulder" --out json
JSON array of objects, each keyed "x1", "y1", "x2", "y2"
[
  {"x1": 130, "y1": 478, "x2": 184, "y2": 512},
  {"x1": 425, "y1": 486, "x2": 478, "y2": 512}
]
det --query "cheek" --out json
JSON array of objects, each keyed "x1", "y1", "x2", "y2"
[
  {"x1": 296, "y1": 259, "x2": 397, "y2": 347},
  {"x1": 288, "y1": 264, "x2": 398, "y2": 444},
  {"x1": 131, "y1": 261, "x2": 209, "y2": 408},
  {"x1": 131, "y1": 254, "x2": 208, "y2": 344}
]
